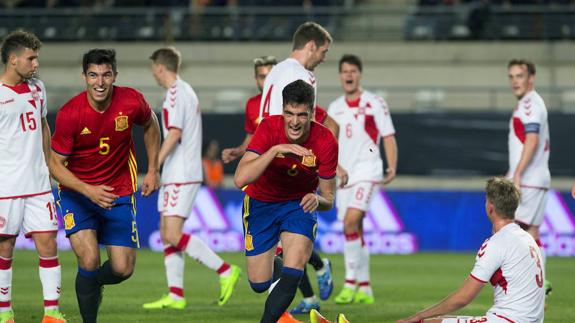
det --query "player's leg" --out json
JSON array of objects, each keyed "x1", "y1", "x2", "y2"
[
  {"x1": 308, "y1": 249, "x2": 333, "y2": 301},
  {"x1": 0, "y1": 198, "x2": 24, "y2": 322},
  {"x1": 23, "y1": 193, "x2": 65, "y2": 322},
  {"x1": 336, "y1": 207, "x2": 364, "y2": 304},
  {"x1": 69, "y1": 229, "x2": 101, "y2": 323}
]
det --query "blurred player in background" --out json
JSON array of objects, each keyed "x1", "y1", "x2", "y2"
[
  {"x1": 234, "y1": 80, "x2": 340, "y2": 323},
  {"x1": 142, "y1": 47, "x2": 241, "y2": 310},
  {"x1": 506, "y1": 59, "x2": 552, "y2": 296},
  {"x1": 328, "y1": 54, "x2": 397, "y2": 305},
  {"x1": 0, "y1": 30, "x2": 65, "y2": 323},
  {"x1": 222, "y1": 55, "x2": 277, "y2": 163},
  {"x1": 397, "y1": 177, "x2": 545, "y2": 323},
  {"x1": 50, "y1": 49, "x2": 161, "y2": 323}
]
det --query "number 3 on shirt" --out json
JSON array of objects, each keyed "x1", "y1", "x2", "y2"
[
  {"x1": 99, "y1": 137, "x2": 110, "y2": 155},
  {"x1": 529, "y1": 246, "x2": 544, "y2": 288}
]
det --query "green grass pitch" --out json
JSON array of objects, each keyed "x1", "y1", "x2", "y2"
[{"x1": 9, "y1": 250, "x2": 575, "y2": 322}]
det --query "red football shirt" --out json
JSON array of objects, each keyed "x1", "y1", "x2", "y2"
[
  {"x1": 51, "y1": 86, "x2": 152, "y2": 196},
  {"x1": 244, "y1": 93, "x2": 262, "y2": 134},
  {"x1": 245, "y1": 115, "x2": 338, "y2": 202}
]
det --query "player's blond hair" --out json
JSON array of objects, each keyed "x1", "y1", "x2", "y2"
[
  {"x1": 485, "y1": 177, "x2": 520, "y2": 220},
  {"x1": 150, "y1": 47, "x2": 181, "y2": 73}
]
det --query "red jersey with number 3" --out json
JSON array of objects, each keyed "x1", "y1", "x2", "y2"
[
  {"x1": 51, "y1": 86, "x2": 152, "y2": 196},
  {"x1": 245, "y1": 115, "x2": 337, "y2": 202}
]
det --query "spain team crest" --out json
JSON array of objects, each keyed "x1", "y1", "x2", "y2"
[
  {"x1": 115, "y1": 115, "x2": 129, "y2": 131},
  {"x1": 301, "y1": 155, "x2": 316, "y2": 167},
  {"x1": 64, "y1": 212, "x2": 75, "y2": 230}
]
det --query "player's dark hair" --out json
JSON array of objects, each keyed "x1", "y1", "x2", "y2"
[
  {"x1": 253, "y1": 55, "x2": 277, "y2": 73},
  {"x1": 292, "y1": 22, "x2": 332, "y2": 51},
  {"x1": 150, "y1": 47, "x2": 181, "y2": 73},
  {"x1": 508, "y1": 59, "x2": 536, "y2": 76},
  {"x1": 282, "y1": 80, "x2": 315, "y2": 111},
  {"x1": 339, "y1": 54, "x2": 363, "y2": 73},
  {"x1": 82, "y1": 49, "x2": 117, "y2": 74},
  {"x1": 485, "y1": 177, "x2": 520, "y2": 220},
  {"x1": 1, "y1": 30, "x2": 42, "y2": 65}
]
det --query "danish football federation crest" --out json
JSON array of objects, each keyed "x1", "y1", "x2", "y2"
[{"x1": 115, "y1": 115, "x2": 129, "y2": 131}]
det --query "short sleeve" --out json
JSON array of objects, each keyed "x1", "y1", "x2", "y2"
[
  {"x1": 39, "y1": 81, "x2": 48, "y2": 118},
  {"x1": 519, "y1": 100, "x2": 544, "y2": 133},
  {"x1": 51, "y1": 108, "x2": 76, "y2": 156},
  {"x1": 166, "y1": 90, "x2": 189, "y2": 130},
  {"x1": 133, "y1": 91, "x2": 152, "y2": 126},
  {"x1": 246, "y1": 117, "x2": 273, "y2": 155},
  {"x1": 373, "y1": 96, "x2": 395, "y2": 138},
  {"x1": 317, "y1": 129, "x2": 338, "y2": 179},
  {"x1": 470, "y1": 238, "x2": 502, "y2": 283}
]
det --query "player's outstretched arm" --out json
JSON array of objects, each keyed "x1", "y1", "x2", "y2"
[
  {"x1": 396, "y1": 276, "x2": 484, "y2": 323},
  {"x1": 222, "y1": 134, "x2": 253, "y2": 164},
  {"x1": 49, "y1": 152, "x2": 118, "y2": 209},
  {"x1": 382, "y1": 135, "x2": 398, "y2": 185},
  {"x1": 234, "y1": 144, "x2": 312, "y2": 188},
  {"x1": 141, "y1": 113, "x2": 161, "y2": 197},
  {"x1": 513, "y1": 132, "x2": 539, "y2": 188},
  {"x1": 300, "y1": 177, "x2": 336, "y2": 213}
]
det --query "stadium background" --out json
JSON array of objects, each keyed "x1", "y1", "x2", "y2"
[{"x1": 3, "y1": 0, "x2": 575, "y2": 321}]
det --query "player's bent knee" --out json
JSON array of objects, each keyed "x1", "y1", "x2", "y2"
[{"x1": 249, "y1": 279, "x2": 272, "y2": 293}]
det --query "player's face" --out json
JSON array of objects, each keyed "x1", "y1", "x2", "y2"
[
  {"x1": 255, "y1": 64, "x2": 273, "y2": 92},
  {"x1": 12, "y1": 48, "x2": 39, "y2": 80},
  {"x1": 508, "y1": 64, "x2": 534, "y2": 100},
  {"x1": 283, "y1": 103, "x2": 312, "y2": 143},
  {"x1": 83, "y1": 63, "x2": 117, "y2": 109},
  {"x1": 339, "y1": 62, "x2": 361, "y2": 95},
  {"x1": 306, "y1": 41, "x2": 330, "y2": 71}
]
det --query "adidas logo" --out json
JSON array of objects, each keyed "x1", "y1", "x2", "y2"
[{"x1": 80, "y1": 127, "x2": 91, "y2": 135}]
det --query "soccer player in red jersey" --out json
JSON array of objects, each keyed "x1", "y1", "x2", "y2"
[
  {"x1": 49, "y1": 49, "x2": 161, "y2": 323},
  {"x1": 234, "y1": 80, "x2": 339, "y2": 323},
  {"x1": 0, "y1": 30, "x2": 66, "y2": 323}
]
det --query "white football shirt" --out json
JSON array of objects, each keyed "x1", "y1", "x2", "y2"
[
  {"x1": 259, "y1": 58, "x2": 317, "y2": 118},
  {"x1": 0, "y1": 79, "x2": 51, "y2": 199},
  {"x1": 328, "y1": 90, "x2": 395, "y2": 185},
  {"x1": 160, "y1": 78, "x2": 202, "y2": 185},
  {"x1": 470, "y1": 223, "x2": 545, "y2": 323},
  {"x1": 507, "y1": 90, "x2": 550, "y2": 189}
]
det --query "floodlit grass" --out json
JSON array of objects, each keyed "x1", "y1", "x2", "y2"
[{"x1": 9, "y1": 250, "x2": 574, "y2": 322}]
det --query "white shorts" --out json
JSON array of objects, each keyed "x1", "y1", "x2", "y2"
[
  {"x1": 157, "y1": 183, "x2": 200, "y2": 218},
  {"x1": 0, "y1": 192, "x2": 59, "y2": 238},
  {"x1": 440, "y1": 312, "x2": 514, "y2": 323},
  {"x1": 336, "y1": 181, "x2": 377, "y2": 221},
  {"x1": 515, "y1": 187, "x2": 548, "y2": 227}
]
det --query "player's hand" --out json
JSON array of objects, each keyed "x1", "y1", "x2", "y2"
[
  {"x1": 221, "y1": 147, "x2": 242, "y2": 164},
  {"x1": 85, "y1": 185, "x2": 118, "y2": 210},
  {"x1": 300, "y1": 193, "x2": 319, "y2": 213},
  {"x1": 141, "y1": 170, "x2": 160, "y2": 197},
  {"x1": 274, "y1": 144, "x2": 313, "y2": 157},
  {"x1": 337, "y1": 165, "x2": 349, "y2": 188},
  {"x1": 382, "y1": 167, "x2": 396, "y2": 185}
]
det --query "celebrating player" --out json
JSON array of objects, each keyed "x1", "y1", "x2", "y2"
[
  {"x1": 397, "y1": 177, "x2": 545, "y2": 323},
  {"x1": 50, "y1": 49, "x2": 161, "y2": 323},
  {"x1": 0, "y1": 30, "x2": 66, "y2": 323},
  {"x1": 234, "y1": 80, "x2": 341, "y2": 323},
  {"x1": 506, "y1": 59, "x2": 552, "y2": 295},
  {"x1": 328, "y1": 54, "x2": 397, "y2": 305},
  {"x1": 142, "y1": 47, "x2": 241, "y2": 310}
]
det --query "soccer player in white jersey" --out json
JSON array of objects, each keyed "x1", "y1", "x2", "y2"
[
  {"x1": 397, "y1": 177, "x2": 545, "y2": 323},
  {"x1": 328, "y1": 54, "x2": 397, "y2": 305},
  {"x1": 259, "y1": 21, "x2": 332, "y2": 119},
  {"x1": 0, "y1": 31, "x2": 66, "y2": 323},
  {"x1": 506, "y1": 59, "x2": 552, "y2": 295},
  {"x1": 142, "y1": 47, "x2": 241, "y2": 310}
]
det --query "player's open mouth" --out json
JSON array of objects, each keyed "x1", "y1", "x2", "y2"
[
  {"x1": 345, "y1": 80, "x2": 353, "y2": 85},
  {"x1": 288, "y1": 126, "x2": 302, "y2": 136}
]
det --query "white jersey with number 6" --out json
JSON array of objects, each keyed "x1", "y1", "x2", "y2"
[
  {"x1": 160, "y1": 78, "x2": 203, "y2": 185},
  {"x1": 0, "y1": 79, "x2": 51, "y2": 199},
  {"x1": 470, "y1": 223, "x2": 545, "y2": 323},
  {"x1": 259, "y1": 58, "x2": 317, "y2": 118},
  {"x1": 328, "y1": 90, "x2": 395, "y2": 186}
]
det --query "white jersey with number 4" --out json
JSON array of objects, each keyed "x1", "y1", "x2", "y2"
[
  {"x1": 508, "y1": 90, "x2": 550, "y2": 189},
  {"x1": 470, "y1": 223, "x2": 545, "y2": 323},
  {"x1": 160, "y1": 78, "x2": 202, "y2": 185},
  {"x1": 259, "y1": 58, "x2": 317, "y2": 118},
  {"x1": 328, "y1": 90, "x2": 395, "y2": 185},
  {"x1": 0, "y1": 79, "x2": 51, "y2": 199}
]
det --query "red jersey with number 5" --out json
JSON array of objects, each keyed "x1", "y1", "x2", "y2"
[
  {"x1": 51, "y1": 86, "x2": 152, "y2": 196},
  {"x1": 245, "y1": 115, "x2": 337, "y2": 202}
]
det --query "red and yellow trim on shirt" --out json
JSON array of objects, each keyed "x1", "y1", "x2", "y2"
[{"x1": 128, "y1": 150, "x2": 138, "y2": 193}]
